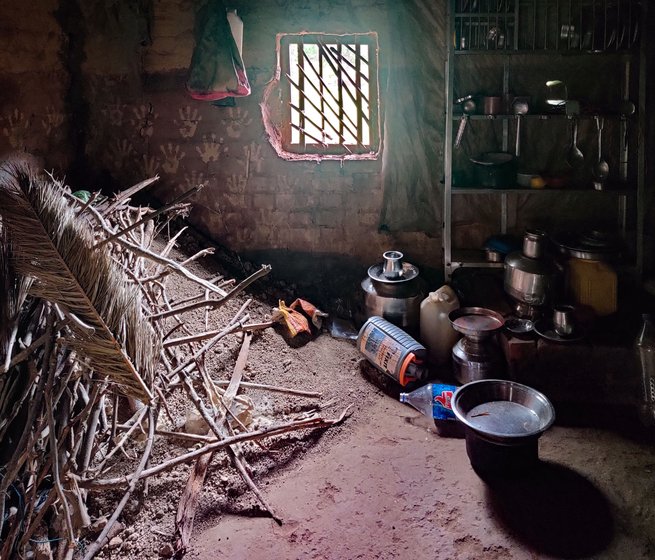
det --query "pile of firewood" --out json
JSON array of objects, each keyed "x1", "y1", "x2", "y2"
[{"x1": 0, "y1": 162, "x2": 349, "y2": 559}]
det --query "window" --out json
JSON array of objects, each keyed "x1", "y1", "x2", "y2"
[{"x1": 279, "y1": 32, "x2": 380, "y2": 160}]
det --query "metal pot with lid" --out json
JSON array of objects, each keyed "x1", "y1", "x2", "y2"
[
  {"x1": 553, "y1": 229, "x2": 622, "y2": 261},
  {"x1": 504, "y1": 229, "x2": 558, "y2": 310},
  {"x1": 360, "y1": 251, "x2": 424, "y2": 336}
]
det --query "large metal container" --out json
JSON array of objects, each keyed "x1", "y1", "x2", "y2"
[
  {"x1": 360, "y1": 251, "x2": 424, "y2": 337},
  {"x1": 504, "y1": 229, "x2": 557, "y2": 307},
  {"x1": 449, "y1": 307, "x2": 506, "y2": 384},
  {"x1": 452, "y1": 379, "x2": 555, "y2": 476}
]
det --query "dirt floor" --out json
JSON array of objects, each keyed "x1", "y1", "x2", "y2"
[{"x1": 94, "y1": 237, "x2": 655, "y2": 560}]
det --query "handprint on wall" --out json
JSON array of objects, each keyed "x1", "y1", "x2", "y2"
[
  {"x1": 109, "y1": 138, "x2": 135, "y2": 168},
  {"x1": 176, "y1": 106, "x2": 202, "y2": 139},
  {"x1": 223, "y1": 107, "x2": 252, "y2": 138},
  {"x1": 160, "y1": 143, "x2": 185, "y2": 175},
  {"x1": 226, "y1": 174, "x2": 248, "y2": 192},
  {"x1": 102, "y1": 100, "x2": 127, "y2": 127},
  {"x1": 131, "y1": 104, "x2": 158, "y2": 138},
  {"x1": 277, "y1": 175, "x2": 300, "y2": 190},
  {"x1": 2, "y1": 109, "x2": 30, "y2": 149},
  {"x1": 138, "y1": 154, "x2": 160, "y2": 177},
  {"x1": 41, "y1": 106, "x2": 65, "y2": 135},
  {"x1": 184, "y1": 170, "x2": 206, "y2": 189},
  {"x1": 196, "y1": 133, "x2": 226, "y2": 164},
  {"x1": 243, "y1": 142, "x2": 265, "y2": 175}
]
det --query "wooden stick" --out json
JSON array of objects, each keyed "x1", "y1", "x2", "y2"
[
  {"x1": 82, "y1": 407, "x2": 156, "y2": 560},
  {"x1": 94, "y1": 185, "x2": 203, "y2": 249},
  {"x1": 212, "y1": 380, "x2": 322, "y2": 398},
  {"x1": 44, "y1": 345, "x2": 76, "y2": 555},
  {"x1": 169, "y1": 322, "x2": 243, "y2": 377},
  {"x1": 163, "y1": 321, "x2": 274, "y2": 348},
  {"x1": 76, "y1": 190, "x2": 102, "y2": 217},
  {"x1": 149, "y1": 265, "x2": 271, "y2": 320},
  {"x1": 81, "y1": 408, "x2": 352, "y2": 489},
  {"x1": 102, "y1": 176, "x2": 159, "y2": 214}
]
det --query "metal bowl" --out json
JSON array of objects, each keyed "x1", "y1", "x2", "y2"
[{"x1": 452, "y1": 379, "x2": 555, "y2": 475}]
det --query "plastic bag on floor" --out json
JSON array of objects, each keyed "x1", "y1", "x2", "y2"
[{"x1": 272, "y1": 298, "x2": 328, "y2": 337}]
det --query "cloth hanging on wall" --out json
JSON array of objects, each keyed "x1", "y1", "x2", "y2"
[
  {"x1": 186, "y1": 0, "x2": 250, "y2": 101},
  {"x1": 379, "y1": 0, "x2": 444, "y2": 236}
]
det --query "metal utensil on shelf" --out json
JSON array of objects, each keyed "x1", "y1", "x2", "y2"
[
  {"x1": 592, "y1": 116, "x2": 610, "y2": 190},
  {"x1": 455, "y1": 95, "x2": 476, "y2": 149},
  {"x1": 487, "y1": 26, "x2": 505, "y2": 49},
  {"x1": 566, "y1": 117, "x2": 585, "y2": 169},
  {"x1": 512, "y1": 98, "x2": 529, "y2": 157},
  {"x1": 619, "y1": 100, "x2": 636, "y2": 182}
]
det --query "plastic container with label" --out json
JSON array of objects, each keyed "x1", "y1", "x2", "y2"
[{"x1": 357, "y1": 316, "x2": 427, "y2": 386}]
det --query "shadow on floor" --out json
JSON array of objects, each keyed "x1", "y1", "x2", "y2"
[{"x1": 483, "y1": 460, "x2": 614, "y2": 559}]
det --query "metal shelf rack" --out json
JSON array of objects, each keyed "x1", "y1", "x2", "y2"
[{"x1": 443, "y1": 0, "x2": 647, "y2": 280}]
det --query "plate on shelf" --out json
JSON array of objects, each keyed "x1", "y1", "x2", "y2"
[{"x1": 533, "y1": 320, "x2": 584, "y2": 343}]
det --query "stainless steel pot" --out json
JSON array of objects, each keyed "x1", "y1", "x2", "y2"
[
  {"x1": 360, "y1": 251, "x2": 424, "y2": 336},
  {"x1": 504, "y1": 230, "x2": 558, "y2": 307}
]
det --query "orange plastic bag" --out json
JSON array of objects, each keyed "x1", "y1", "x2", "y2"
[{"x1": 272, "y1": 299, "x2": 328, "y2": 337}]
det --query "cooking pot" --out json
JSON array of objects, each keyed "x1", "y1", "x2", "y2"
[
  {"x1": 470, "y1": 152, "x2": 517, "y2": 188},
  {"x1": 504, "y1": 229, "x2": 558, "y2": 307},
  {"x1": 482, "y1": 95, "x2": 502, "y2": 115}
]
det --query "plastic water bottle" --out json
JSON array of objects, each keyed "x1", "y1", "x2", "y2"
[
  {"x1": 636, "y1": 314, "x2": 655, "y2": 427},
  {"x1": 399, "y1": 383, "x2": 463, "y2": 437}
]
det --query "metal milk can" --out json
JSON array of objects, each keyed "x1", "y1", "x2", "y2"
[{"x1": 360, "y1": 251, "x2": 424, "y2": 337}]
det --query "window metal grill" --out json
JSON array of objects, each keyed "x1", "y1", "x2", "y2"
[{"x1": 280, "y1": 33, "x2": 379, "y2": 158}]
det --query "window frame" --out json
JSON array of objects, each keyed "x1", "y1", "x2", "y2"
[{"x1": 278, "y1": 32, "x2": 380, "y2": 160}]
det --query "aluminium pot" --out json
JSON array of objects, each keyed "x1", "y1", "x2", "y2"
[{"x1": 470, "y1": 152, "x2": 517, "y2": 188}]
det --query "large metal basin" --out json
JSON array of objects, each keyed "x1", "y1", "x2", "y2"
[{"x1": 452, "y1": 379, "x2": 555, "y2": 476}]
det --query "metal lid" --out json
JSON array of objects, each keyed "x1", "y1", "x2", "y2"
[
  {"x1": 449, "y1": 307, "x2": 505, "y2": 338},
  {"x1": 554, "y1": 230, "x2": 621, "y2": 261},
  {"x1": 368, "y1": 251, "x2": 419, "y2": 284}
]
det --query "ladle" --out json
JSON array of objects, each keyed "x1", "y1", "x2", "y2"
[
  {"x1": 513, "y1": 98, "x2": 529, "y2": 157},
  {"x1": 566, "y1": 118, "x2": 584, "y2": 169},
  {"x1": 592, "y1": 116, "x2": 609, "y2": 189},
  {"x1": 455, "y1": 95, "x2": 476, "y2": 149}
]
